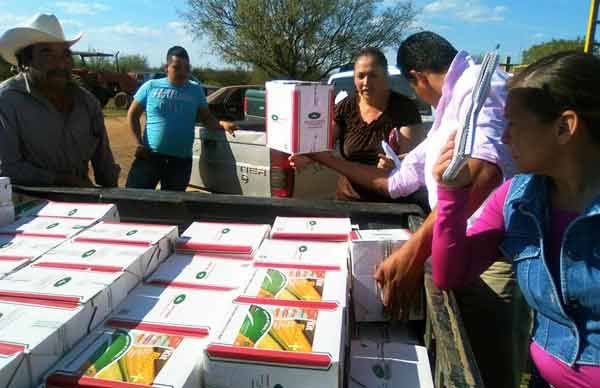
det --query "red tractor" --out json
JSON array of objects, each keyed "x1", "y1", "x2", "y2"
[{"x1": 71, "y1": 51, "x2": 138, "y2": 109}]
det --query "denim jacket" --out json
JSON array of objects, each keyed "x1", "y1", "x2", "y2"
[{"x1": 500, "y1": 174, "x2": 600, "y2": 366}]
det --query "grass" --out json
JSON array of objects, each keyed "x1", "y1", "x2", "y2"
[{"x1": 102, "y1": 98, "x2": 127, "y2": 118}]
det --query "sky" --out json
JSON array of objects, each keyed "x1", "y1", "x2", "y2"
[{"x1": 0, "y1": 0, "x2": 592, "y2": 69}]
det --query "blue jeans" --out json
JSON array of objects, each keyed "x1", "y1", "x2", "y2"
[{"x1": 126, "y1": 153, "x2": 192, "y2": 191}]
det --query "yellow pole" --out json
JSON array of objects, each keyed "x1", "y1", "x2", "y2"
[{"x1": 585, "y1": 0, "x2": 599, "y2": 53}]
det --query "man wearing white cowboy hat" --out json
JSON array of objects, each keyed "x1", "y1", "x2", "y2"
[{"x1": 0, "y1": 13, "x2": 120, "y2": 187}]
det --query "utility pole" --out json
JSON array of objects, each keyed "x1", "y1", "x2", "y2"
[{"x1": 584, "y1": 0, "x2": 599, "y2": 54}]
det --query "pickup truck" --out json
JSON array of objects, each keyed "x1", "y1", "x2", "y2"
[
  {"x1": 190, "y1": 68, "x2": 433, "y2": 199},
  {"x1": 12, "y1": 185, "x2": 485, "y2": 388}
]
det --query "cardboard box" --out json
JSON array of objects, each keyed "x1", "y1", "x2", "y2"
[
  {"x1": 146, "y1": 253, "x2": 254, "y2": 291},
  {"x1": 238, "y1": 267, "x2": 348, "y2": 309},
  {"x1": 73, "y1": 221, "x2": 178, "y2": 263},
  {"x1": 18, "y1": 200, "x2": 119, "y2": 222},
  {"x1": 254, "y1": 239, "x2": 349, "y2": 271},
  {"x1": 0, "y1": 177, "x2": 11, "y2": 204},
  {"x1": 0, "y1": 216, "x2": 93, "y2": 239},
  {"x1": 45, "y1": 326, "x2": 207, "y2": 388},
  {"x1": 108, "y1": 285, "x2": 236, "y2": 339},
  {"x1": 204, "y1": 303, "x2": 344, "y2": 388},
  {"x1": 266, "y1": 81, "x2": 334, "y2": 154},
  {"x1": 350, "y1": 229, "x2": 423, "y2": 322},
  {"x1": 177, "y1": 221, "x2": 270, "y2": 256},
  {"x1": 0, "y1": 204, "x2": 14, "y2": 227},
  {"x1": 32, "y1": 240, "x2": 161, "y2": 293},
  {"x1": 0, "y1": 301, "x2": 88, "y2": 388},
  {"x1": 0, "y1": 235, "x2": 64, "y2": 277},
  {"x1": 349, "y1": 325, "x2": 433, "y2": 388},
  {"x1": 0, "y1": 266, "x2": 131, "y2": 328},
  {"x1": 271, "y1": 217, "x2": 351, "y2": 241}
]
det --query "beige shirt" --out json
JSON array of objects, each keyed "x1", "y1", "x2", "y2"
[{"x1": 0, "y1": 74, "x2": 120, "y2": 186}]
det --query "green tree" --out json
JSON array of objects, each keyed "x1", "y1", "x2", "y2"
[
  {"x1": 117, "y1": 54, "x2": 150, "y2": 73},
  {"x1": 522, "y1": 38, "x2": 585, "y2": 64},
  {"x1": 183, "y1": 0, "x2": 417, "y2": 80}
]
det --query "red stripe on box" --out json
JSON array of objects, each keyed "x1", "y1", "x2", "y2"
[
  {"x1": 0, "y1": 255, "x2": 29, "y2": 262},
  {"x1": 47, "y1": 374, "x2": 149, "y2": 388},
  {"x1": 190, "y1": 253, "x2": 253, "y2": 262},
  {"x1": 292, "y1": 90, "x2": 300, "y2": 153},
  {"x1": 176, "y1": 241, "x2": 253, "y2": 255},
  {"x1": 350, "y1": 230, "x2": 360, "y2": 241},
  {"x1": 147, "y1": 279, "x2": 235, "y2": 292},
  {"x1": 0, "y1": 291, "x2": 80, "y2": 309},
  {"x1": 254, "y1": 261, "x2": 341, "y2": 271},
  {"x1": 328, "y1": 89, "x2": 334, "y2": 149},
  {"x1": 0, "y1": 232, "x2": 68, "y2": 239},
  {"x1": 101, "y1": 221, "x2": 175, "y2": 229},
  {"x1": 207, "y1": 344, "x2": 332, "y2": 368},
  {"x1": 33, "y1": 262, "x2": 123, "y2": 273},
  {"x1": 270, "y1": 232, "x2": 349, "y2": 241},
  {"x1": 235, "y1": 296, "x2": 338, "y2": 310},
  {"x1": 106, "y1": 319, "x2": 210, "y2": 338},
  {"x1": 74, "y1": 237, "x2": 152, "y2": 247},
  {"x1": 0, "y1": 342, "x2": 26, "y2": 356}
]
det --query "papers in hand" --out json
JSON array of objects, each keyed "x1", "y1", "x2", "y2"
[
  {"x1": 442, "y1": 45, "x2": 501, "y2": 182},
  {"x1": 381, "y1": 140, "x2": 402, "y2": 169}
]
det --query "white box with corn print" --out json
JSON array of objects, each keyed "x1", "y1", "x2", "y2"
[
  {"x1": 108, "y1": 284, "x2": 237, "y2": 340},
  {"x1": 72, "y1": 221, "x2": 178, "y2": 264},
  {"x1": 254, "y1": 239, "x2": 350, "y2": 271},
  {"x1": 176, "y1": 221, "x2": 270, "y2": 257},
  {"x1": 17, "y1": 200, "x2": 119, "y2": 222},
  {"x1": 204, "y1": 302, "x2": 345, "y2": 388},
  {"x1": 239, "y1": 266, "x2": 348, "y2": 309},
  {"x1": 44, "y1": 325, "x2": 208, "y2": 388},
  {"x1": 146, "y1": 253, "x2": 254, "y2": 292},
  {"x1": 270, "y1": 216, "x2": 351, "y2": 241},
  {"x1": 265, "y1": 81, "x2": 334, "y2": 155},
  {"x1": 0, "y1": 301, "x2": 90, "y2": 388}
]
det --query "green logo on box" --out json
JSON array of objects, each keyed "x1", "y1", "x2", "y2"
[
  {"x1": 46, "y1": 222, "x2": 59, "y2": 230},
  {"x1": 126, "y1": 230, "x2": 138, "y2": 236},
  {"x1": 298, "y1": 245, "x2": 308, "y2": 253},
  {"x1": 309, "y1": 221, "x2": 317, "y2": 226},
  {"x1": 68, "y1": 209, "x2": 78, "y2": 216},
  {"x1": 82, "y1": 249, "x2": 96, "y2": 258},
  {"x1": 196, "y1": 271, "x2": 207, "y2": 280},
  {"x1": 54, "y1": 277, "x2": 72, "y2": 287},
  {"x1": 222, "y1": 228, "x2": 231, "y2": 234},
  {"x1": 271, "y1": 114, "x2": 279, "y2": 121},
  {"x1": 174, "y1": 294, "x2": 186, "y2": 304},
  {"x1": 308, "y1": 112, "x2": 321, "y2": 119}
]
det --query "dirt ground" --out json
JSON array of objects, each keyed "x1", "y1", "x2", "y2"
[{"x1": 103, "y1": 114, "x2": 137, "y2": 187}]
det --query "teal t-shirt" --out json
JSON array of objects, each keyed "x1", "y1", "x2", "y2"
[{"x1": 134, "y1": 78, "x2": 207, "y2": 158}]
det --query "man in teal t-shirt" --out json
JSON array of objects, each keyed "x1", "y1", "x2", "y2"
[{"x1": 125, "y1": 46, "x2": 236, "y2": 191}]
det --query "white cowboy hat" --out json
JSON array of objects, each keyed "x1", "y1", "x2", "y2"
[{"x1": 0, "y1": 13, "x2": 82, "y2": 66}]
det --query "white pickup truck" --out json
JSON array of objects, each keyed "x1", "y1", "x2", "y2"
[{"x1": 189, "y1": 67, "x2": 432, "y2": 198}]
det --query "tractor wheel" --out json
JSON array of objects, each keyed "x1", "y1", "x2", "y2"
[{"x1": 114, "y1": 92, "x2": 132, "y2": 109}]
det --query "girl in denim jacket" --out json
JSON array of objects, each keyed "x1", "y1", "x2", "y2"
[{"x1": 431, "y1": 51, "x2": 600, "y2": 387}]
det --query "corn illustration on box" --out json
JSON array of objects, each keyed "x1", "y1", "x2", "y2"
[
  {"x1": 204, "y1": 303, "x2": 344, "y2": 388},
  {"x1": 46, "y1": 327, "x2": 207, "y2": 388},
  {"x1": 239, "y1": 267, "x2": 347, "y2": 308}
]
